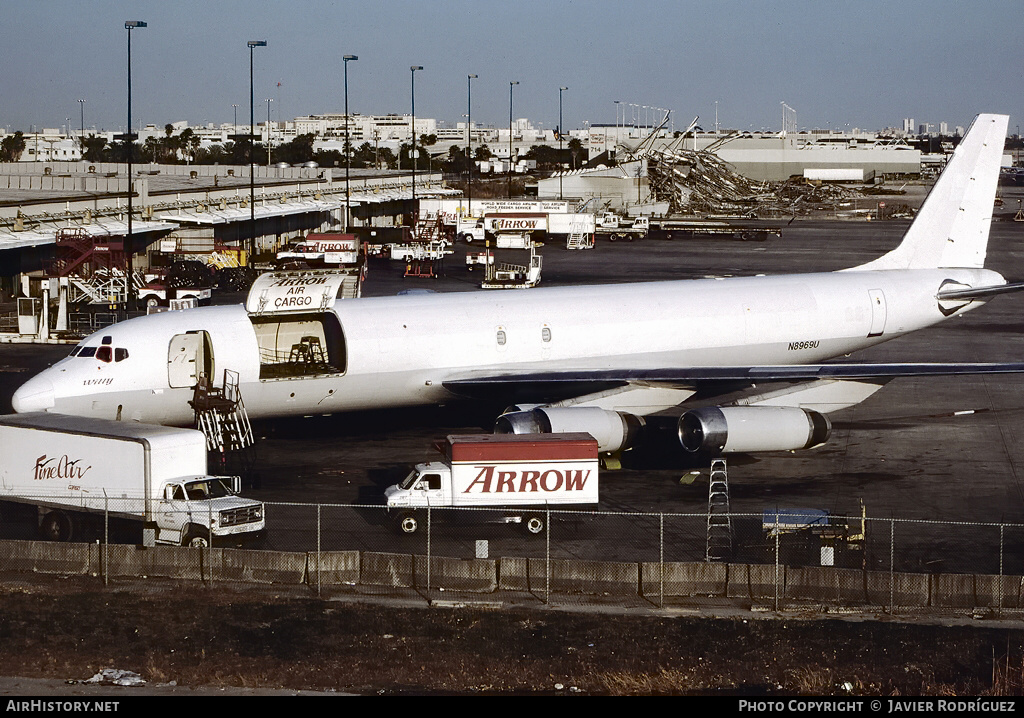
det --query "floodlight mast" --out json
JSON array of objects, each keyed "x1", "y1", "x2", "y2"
[
  {"x1": 124, "y1": 20, "x2": 146, "y2": 314},
  {"x1": 247, "y1": 40, "x2": 267, "y2": 264},
  {"x1": 343, "y1": 55, "x2": 358, "y2": 231}
]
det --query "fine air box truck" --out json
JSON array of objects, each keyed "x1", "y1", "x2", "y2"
[
  {"x1": 0, "y1": 413, "x2": 265, "y2": 547},
  {"x1": 384, "y1": 433, "x2": 599, "y2": 535}
]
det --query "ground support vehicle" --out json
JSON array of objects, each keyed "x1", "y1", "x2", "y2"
[
  {"x1": 0, "y1": 413, "x2": 265, "y2": 547},
  {"x1": 595, "y1": 215, "x2": 650, "y2": 241},
  {"x1": 384, "y1": 433, "x2": 599, "y2": 535},
  {"x1": 384, "y1": 241, "x2": 452, "y2": 263},
  {"x1": 138, "y1": 284, "x2": 212, "y2": 308},
  {"x1": 276, "y1": 233, "x2": 361, "y2": 268},
  {"x1": 455, "y1": 217, "x2": 486, "y2": 243},
  {"x1": 648, "y1": 219, "x2": 781, "y2": 241},
  {"x1": 480, "y1": 254, "x2": 543, "y2": 289},
  {"x1": 465, "y1": 251, "x2": 495, "y2": 271}
]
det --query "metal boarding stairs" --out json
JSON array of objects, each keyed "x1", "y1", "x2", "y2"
[
  {"x1": 565, "y1": 219, "x2": 593, "y2": 250},
  {"x1": 405, "y1": 211, "x2": 446, "y2": 278},
  {"x1": 190, "y1": 369, "x2": 256, "y2": 479},
  {"x1": 706, "y1": 458, "x2": 733, "y2": 562},
  {"x1": 411, "y1": 211, "x2": 444, "y2": 244}
]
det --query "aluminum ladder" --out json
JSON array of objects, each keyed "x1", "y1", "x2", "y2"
[{"x1": 706, "y1": 458, "x2": 733, "y2": 562}]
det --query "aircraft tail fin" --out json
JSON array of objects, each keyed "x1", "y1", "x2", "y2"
[{"x1": 850, "y1": 113, "x2": 1008, "y2": 272}]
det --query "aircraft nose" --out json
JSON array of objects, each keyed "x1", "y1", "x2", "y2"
[{"x1": 11, "y1": 375, "x2": 55, "y2": 413}]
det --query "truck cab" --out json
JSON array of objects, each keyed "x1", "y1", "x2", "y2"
[
  {"x1": 456, "y1": 217, "x2": 486, "y2": 243},
  {"x1": 157, "y1": 475, "x2": 265, "y2": 548},
  {"x1": 384, "y1": 462, "x2": 452, "y2": 509}
]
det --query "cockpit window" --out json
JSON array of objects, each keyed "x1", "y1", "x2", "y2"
[
  {"x1": 115, "y1": 348, "x2": 129, "y2": 362},
  {"x1": 69, "y1": 346, "x2": 82, "y2": 357},
  {"x1": 78, "y1": 347, "x2": 97, "y2": 358},
  {"x1": 96, "y1": 346, "x2": 113, "y2": 363},
  {"x1": 101, "y1": 336, "x2": 112, "y2": 345}
]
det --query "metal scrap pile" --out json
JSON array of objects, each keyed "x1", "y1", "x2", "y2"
[
  {"x1": 643, "y1": 137, "x2": 862, "y2": 217},
  {"x1": 646, "y1": 145, "x2": 767, "y2": 215}
]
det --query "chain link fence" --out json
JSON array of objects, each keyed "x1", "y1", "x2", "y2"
[{"x1": 1, "y1": 496, "x2": 1023, "y2": 615}]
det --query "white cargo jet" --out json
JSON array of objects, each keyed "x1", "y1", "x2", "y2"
[{"x1": 12, "y1": 114, "x2": 1023, "y2": 456}]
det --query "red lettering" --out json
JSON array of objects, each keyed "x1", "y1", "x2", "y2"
[
  {"x1": 564, "y1": 470, "x2": 590, "y2": 491},
  {"x1": 463, "y1": 466, "x2": 494, "y2": 493},
  {"x1": 519, "y1": 471, "x2": 540, "y2": 492},
  {"x1": 539, "y1": 470, "x2": 563, "y2": 492},
  {"x1": 496, "y1": 471, "x2": 516, "y2": 492},
  {"x1": 33, "y1": 454, "x2": 91, "y2": 481}
]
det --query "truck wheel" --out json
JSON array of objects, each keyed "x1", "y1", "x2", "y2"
[
  {"x1": 182, "y1": 528, "x2": 211, "y2": 548},
  {"x1": 524, "y1": 514, "x2": 546, "y2": 536},
  {"x1": 40, "y1": 512, "x2": 73, "y2": 542},
  {"x1": 396, "y1": 512, "x2": 420, "y2": 535}
]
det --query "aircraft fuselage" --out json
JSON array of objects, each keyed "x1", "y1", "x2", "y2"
[{"x1": 11, "y1": 265, "x2": 999, "y2": 425}]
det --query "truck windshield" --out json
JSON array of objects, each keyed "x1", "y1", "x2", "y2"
[
  {"x1": 398, "y1": 470, "x2": 421, "y2": 490},
  {"x1": 184, "y1": 479, "x2": 234, "y2": 500}
]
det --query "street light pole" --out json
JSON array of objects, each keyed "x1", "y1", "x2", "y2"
[
  {"x1": 124, "y1": 20, "x2": 146, "y2": 314},
  {"x1": 343, "y1": 55, "x2": 357, "y2": 232},
  {"x1": 77, "y1": 99, "x2": 85, "y2": 145},
  {"x1": 266, "y1": 98, "x2": 273, "y2": 166},
  {"x1": 508, "y1": 81, "x2": 518, "y2": 198},
  {"x1": 559, "y1": 86, "x2": 567, "y2": 201},
  {"x1": 248, "y1": 40, "x2": 267, "y2": 265},
  {"x1": 410, "y1": 66, "x2": 422, "y2": 201},
  {"x1": 467, "y1": 74, "x2": 477, "y2": 218}
]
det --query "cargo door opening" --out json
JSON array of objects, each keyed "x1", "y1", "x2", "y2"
[{"x1": 251, "y1": 312, "x2": 347, "y2": 379}]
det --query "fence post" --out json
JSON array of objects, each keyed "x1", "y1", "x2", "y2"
[
  {"x1": 545, "y1": 506, "x2": 551, "y2": 605},
  {"x1": 999, "y1": 523, "x2": 1005, "y2": 616},
  {"x1": 103, "y1": 492, "x2": 109, "y2": 587},
  {"x1": 889, "y1": 518, "x2": 895, "y2": 615},
  {"x1": 316, "y1": 503, "x2": 322, "y2": 598},
  {"x1": 774, "y1": 512, "x2": 780, "y2": 612},
  {"x1": 659, "y1": 513, "x2": 665, "y2": 609},
  {"x1": 426, "y1": 506, "x2": 431, "y2": 597},
  {"x1": 208, "y1": 501, "x2": 214, "y2": 585}
]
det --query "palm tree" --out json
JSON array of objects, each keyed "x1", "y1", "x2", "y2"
[{"x1": 0, "y1": 131, "x2": 27, "y2": 162}]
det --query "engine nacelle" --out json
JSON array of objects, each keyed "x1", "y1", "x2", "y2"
[
  {"x1": 494, "y1": 407, "x2": 644, "y2": 453},
  {"x1": 678, "y1": 406, "x2": 831, "y2": 454}
]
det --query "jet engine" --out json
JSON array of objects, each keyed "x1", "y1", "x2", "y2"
[
  {"x1": 678, "y1": 406, "x2": 831, "y2": 454},
  {"x1": 494, "y1": 406, "x2": 644, "y2": 453}
]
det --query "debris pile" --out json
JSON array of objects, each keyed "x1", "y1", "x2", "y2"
[{"x1": 640, "y1": 132, "x2": 866, "y2": 218}]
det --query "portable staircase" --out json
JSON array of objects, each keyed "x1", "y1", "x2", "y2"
[
  {"x1": 565, "y1": 218, "x2": 594, "y2": 250},
  {"x1": 411, "y1": 211, "x2": 444, "y2": 244},
  {"x1": 405, "y1": 211, "x2": 447, "y2": 278},
  {"x1": 190, "y1": 369, "x2": 257, "y2": 481},
  {"x1": 705, "y1": 458, "x2": 733, "y2": 562},
  {"x1": 46, "y1": 228, "x2": 143, "y2": 306}
]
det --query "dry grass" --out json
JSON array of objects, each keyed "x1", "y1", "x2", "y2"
[{"x1": 0, "y1": 577, "x2": 1023, "y2": 695}]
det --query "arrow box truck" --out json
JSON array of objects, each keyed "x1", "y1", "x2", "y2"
[
  {"x1": 0, "y1": 413, "x2": 265, "y2": 547},
  {"x1": 384, "y1": 433, "x2": 599, "y2": 535}
]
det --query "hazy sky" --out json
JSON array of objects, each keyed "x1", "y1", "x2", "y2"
[{"x1": 3, "y1": 0, "x2": 1022, "y2": 136}]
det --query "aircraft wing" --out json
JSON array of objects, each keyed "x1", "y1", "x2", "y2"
[{"x1": 443, "y1": 361, "x2": 1024, "y2": 399}]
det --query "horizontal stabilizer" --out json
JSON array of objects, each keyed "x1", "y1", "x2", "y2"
[{"x1": 935, "y1": 280, "x2": 1024, "y2": 301}]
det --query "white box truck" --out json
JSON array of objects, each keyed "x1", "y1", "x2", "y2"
[
  {"x1": 384, "y1": 433, "x2": 598, "y2": 535},
  {"x1": 0, "y1": 413, "x2": 265, "y2": 548}
]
